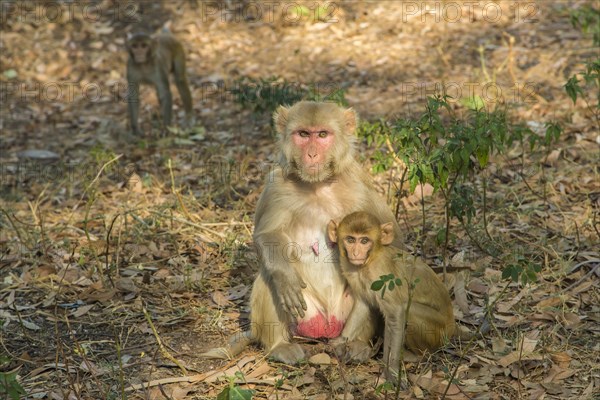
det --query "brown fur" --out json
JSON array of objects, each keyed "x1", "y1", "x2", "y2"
[
  {"x1": 329, "y1": 211, "x2": 456, "y2": 379},
  {"x1": 200, "y1": 102, "x2": 405, "y2": 364},
  {"x1": 126, "y1": 30, "x2": 194, "y2": 135}
]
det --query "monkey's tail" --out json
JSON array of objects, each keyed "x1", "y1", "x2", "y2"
[{"x1": 199, "y1": 330, "x2": 254, "y2": 360}]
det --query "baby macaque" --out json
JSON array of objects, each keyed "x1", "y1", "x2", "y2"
[
  {"x1": 126, "y1": 29, "x2": 194, "y2": 135},
  {"x1": 328, "y1": 211, "x2": 456, "y2": 379}
]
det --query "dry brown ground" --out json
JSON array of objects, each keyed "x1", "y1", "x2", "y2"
[{"x1": 0, "y1": 1, "x2": 599, "y2": 399}]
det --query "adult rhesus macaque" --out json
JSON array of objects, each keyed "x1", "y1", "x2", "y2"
[
  {"x1": 328, "y1": 211, "x2": 456, "y2": 379},
  {"x1": 200, "y1": 101, "x2": 404, "y2": 363},
  {"x1": 126, "y1": 29, "x2": 194, "y2": 135}
]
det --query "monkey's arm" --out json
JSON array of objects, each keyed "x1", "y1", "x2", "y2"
[
  {"x1": 253, "y1": 230, "x2": 308, "y2": 318},
  {"x1": 254, "y1": 181, "x2": 307, "y2": 318}
]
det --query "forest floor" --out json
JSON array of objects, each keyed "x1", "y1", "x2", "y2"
[{"x1": 0, "y1": 1, "x2": 599, "y2": 399}]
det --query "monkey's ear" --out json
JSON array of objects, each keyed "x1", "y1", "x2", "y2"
[
  {"x1": 380, "y1": 222, "x2": 394, "y2": 245},
  {"x1": 343, "y1": 108, "x2": 358, "y2": 135},
  {"x1": 327, "y1": 220, "x2": 339, "y2": 243},
  {"x1": 273, "y1": 105, "x2": 289, "y2": 135}
]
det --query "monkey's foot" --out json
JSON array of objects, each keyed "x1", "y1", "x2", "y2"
[
  {"x1": 332, "y1": 339, "x2": 375, "y2": 363},
  {"x1": 268, "y1": 342, "x2": 305, "y2": 364},
  {"x1": 184, "y1": 115, "x2": 197, "y2": 128},
  {"x1": 384, "y1": 368, "x2": 408, "y2": 389}
]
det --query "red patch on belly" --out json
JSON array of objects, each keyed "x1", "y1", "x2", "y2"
[{"x1": 295, "y1": 314, "x2": 344, "y2": 339}]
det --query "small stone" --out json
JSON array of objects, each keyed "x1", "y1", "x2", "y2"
[{"x1": 308, "y1": 352, "x2": 331, "y2": 365}]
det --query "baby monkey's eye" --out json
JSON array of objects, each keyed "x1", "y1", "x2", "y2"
[{"x1": 360, "y1": 238, "x2": 370, "y2": 245}]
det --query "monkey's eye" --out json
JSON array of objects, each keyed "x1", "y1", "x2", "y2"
[
  {"x1": 360, "y1": 238, "x2": 370, "y2": 245},
  {"x1": 345, "y1": 237, "x2": 356, "y2": 244},
  {"x1": 318, "y1": 131, "x2": 328, "y2": 138},
  {"x1": 297, "y1": 130, "x2": 310, "y2": 138}
]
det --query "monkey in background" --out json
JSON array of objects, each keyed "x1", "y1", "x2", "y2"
[
  {"x1": 328, "y1": 211, "x2": 456, "y2": 380},
  {"x1": 126, "y1": 29, "x2": 194, "y2": 135}
]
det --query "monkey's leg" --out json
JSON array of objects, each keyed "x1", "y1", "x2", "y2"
[
  {"x1": 383, "y1": 310, "x2": 405, "y2": 381},
  {"x1": 155, "y1": 77, "x2": 173, "y2": 128},
  {"x1": 250, "y1": 274, "x2": 305, "y2": 363},
  {"x1": 173, "y1": 56, "x2": 194, "y2": 126},
  {"x1": 127, "y1": 80, "x2": 141, "y2": 135},
  {"x1": 405, "y1": 303, "x2": 455, "y2": 351},
  {"x1": 332, "y1": 298, "x2": 379, "y2": 362}
]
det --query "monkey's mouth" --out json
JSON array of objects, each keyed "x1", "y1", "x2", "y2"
[
  {"x1": 304, "y1": 163, "x2": 321, "y2": 172},
  {"x1": 304, "y1": 161, "x2": 335, "y2": 176},
  {"x1": 348, "y1": 258, "x2": 367, "y2": 266}
]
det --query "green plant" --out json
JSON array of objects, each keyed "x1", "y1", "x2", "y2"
[
  {"x1": 232, "y1": 76, "x2": 304, "y2": 115},
  {"x1": 361, "y1": 96, "x2": 561, "y2": 278},
  {"x1": 0, "y1": 357, "x2": 26, "y2": 400},
  {"x1": 502, "y1": 254, "x2": 542, "y2": 285},
  {"x1": 565, "y1": 6, "x2": 600, "y2": 129},
  {"x1": 371, "y1": 273, "x2": 403, "y2": 299},
  {"x1": 217, "y1": 371, "x2": 254, "y2": 400},
  {"x1": 569, "y1": 5, "x2": 600, "y2": 45},
  {"x1": 287, "y1": 4, "x2": 334, "y2": 22}
]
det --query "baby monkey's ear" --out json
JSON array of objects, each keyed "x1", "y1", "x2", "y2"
[{"x1": 380, "y1": 222, "x2": 394, "y2": 246}]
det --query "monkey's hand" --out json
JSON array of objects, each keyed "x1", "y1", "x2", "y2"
[{"x1": 271, "y1": 270, "x2": 307, "y2": 318}]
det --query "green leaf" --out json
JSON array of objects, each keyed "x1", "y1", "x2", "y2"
[
  {"x1": 217, "y1": 385, "x2": 255, "y2": 400},
  {"x1": 460, "y1": 95, "x2": 486, "y2": 110},
  {"x1": 0, "y1": 371, "x2": 26, "y2": 400},
  {"x1": 436, "y1": 228, "x2": 447, "y2": 246},
  {"x1": 522, "y1": 268, "x2": 538, "y2": 285},
  {"x1": 544, "y1": 122, "x2": 562, "y2": 145},
  {"x1": 409, "y1": 172, "x2": 420, "y2": 193},
  {"x1": 388, "y1": 281, "x2": 395, "y2": 290},
  {"x1": 564, "y1": 76, "x2": 583, "y2": 104},
  {"x1": 380, "y1": 287, "x2": 387, "y2": 299},
  {"x1": 371, "y1": 280, "x2": 385, "y2": 291},
  {"x1": 476, "y1": 148, "x2": 489, "y2": 167},
  {"x1": 376, "y1": 381, "x2": 395, "y2": 393},
  {"x1": 502, "y1": 264, "x2": 521, "y2": 282},
  {"x1": 2, "y1": 69, "x2": 17, "y2": 79}
]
